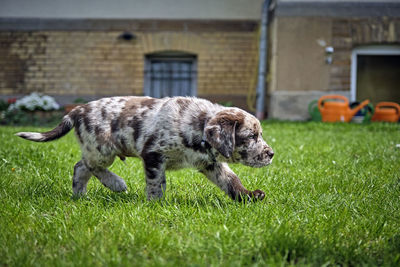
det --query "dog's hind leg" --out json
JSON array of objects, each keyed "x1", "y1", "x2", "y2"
[
  {"x1": 91, "y1": 168, "x2": 128, "y2": 192},
  {"x1": 72, "y1": 160, "x2": 92, "y2": 195},
  {"x1": 81, "y1": 145, "x2": 127, "y2": 192}
]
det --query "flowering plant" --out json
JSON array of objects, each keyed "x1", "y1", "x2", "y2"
[{"x1": 8, "y1": 93, "x2": 60, "y2": 111}]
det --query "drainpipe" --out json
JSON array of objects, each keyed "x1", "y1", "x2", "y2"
[{"x1": 256, "y1": 0, "x2": 270, "y2": 120}]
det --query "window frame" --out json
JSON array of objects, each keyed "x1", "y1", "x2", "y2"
[
  {"x1": 144, "y1": 52, "x2": 197, "y2": 98},
  {"x1": 350, "y1": 45, "x2": 400, "y2": 102}
]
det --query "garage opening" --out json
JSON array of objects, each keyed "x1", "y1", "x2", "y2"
[{"x1": 351, "y1": 46, "x2": 400, "y2": 104}]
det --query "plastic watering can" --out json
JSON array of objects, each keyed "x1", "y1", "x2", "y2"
[
  {"x1": 308, "y1": 100, "x2": 322, "y2": 121},
  {"x1": 371, "y1": 102, "x2": 400, "y2": 122},
  {"x1": 350, "y1": 102, "x2": 374, "y2": 123},
  {"x1": 318, "y1": 95, "x2": 370, "y2": 122}
]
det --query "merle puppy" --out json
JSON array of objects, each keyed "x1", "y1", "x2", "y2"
[{"x1": 16, "y1": 96, "x2": 274, "y2": 201}]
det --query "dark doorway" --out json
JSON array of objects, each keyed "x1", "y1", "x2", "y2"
[{"x1": 356, "y1": 55, "x2": 400, "y2": 104}]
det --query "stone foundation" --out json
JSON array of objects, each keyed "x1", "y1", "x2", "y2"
[{"x1": 269, "y1": 90, "x2": 351, "y2": 121}]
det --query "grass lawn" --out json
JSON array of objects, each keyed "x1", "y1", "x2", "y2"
[{"x1": 0, "y1": 121, "x2": 399, "y2": 266}]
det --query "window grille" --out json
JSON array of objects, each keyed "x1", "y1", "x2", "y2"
[{"x1": 144, "y1": 53, "x2": 197, "y2": 98}]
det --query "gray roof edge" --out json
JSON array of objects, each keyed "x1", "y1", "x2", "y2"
[
  {"x1": 0, "y1": 18, "x2": 258, "y2": 31},
  {"x1": 275, "y1": 2, "x2": 400, "y2": 17}
]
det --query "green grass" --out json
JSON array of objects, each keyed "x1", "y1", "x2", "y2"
[{"x1": 1, "y1": 122, "x2": 400, "y2": 266}]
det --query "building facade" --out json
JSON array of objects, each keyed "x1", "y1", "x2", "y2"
[
  {"x1": 268, "y1": 0, "x2": 400, "y2": 120},
  {"x1": 0, "y1": 0, "x2": 262, "y2": 110},
  {"x1": 1, "y1": 0, "x2": 400, "y2": 120}
]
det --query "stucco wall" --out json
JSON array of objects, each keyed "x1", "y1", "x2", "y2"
[{"x1": 270, "y1": 16, "x2": 332, "y2": 93}]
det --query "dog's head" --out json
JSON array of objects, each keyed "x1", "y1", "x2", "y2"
[{"x1": 205, "y1": 108, "x2": 274, "y2": 167}]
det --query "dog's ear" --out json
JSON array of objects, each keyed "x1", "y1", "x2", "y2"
[{"x1": 205, "y1": 116, "x2": 238, "y2": 159}]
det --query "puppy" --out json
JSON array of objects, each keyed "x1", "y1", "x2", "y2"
[{"x1": 16, "y1": 96, "x2": 274, "y2": 201}]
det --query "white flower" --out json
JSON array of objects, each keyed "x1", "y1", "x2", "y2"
[
  {"x1": 41, "y1": 95, "x2": 60, "y2": 110},
  {"x1": 8, "y1": 92, "x2": 60, "y2": 111}
]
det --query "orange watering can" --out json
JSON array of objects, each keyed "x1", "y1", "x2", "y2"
[
  {"x1": 371, "y1": 102, "x2": 400, "y2": 122},
  {"x1": 318, "y1": 95, "x2": 370, "y2": 122}
]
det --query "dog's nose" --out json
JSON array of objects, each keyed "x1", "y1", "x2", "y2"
[{"x1": 266, "y1": 149, "x2": 274, "y2": 158}]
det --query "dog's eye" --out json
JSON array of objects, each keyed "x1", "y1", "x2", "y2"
[{"x1": 248, "y1": 134, "x2": 257, "y2": 140}]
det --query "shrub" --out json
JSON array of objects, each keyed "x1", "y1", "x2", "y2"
[
  {"x1": 73, "y1": 97, "x2": 88, "y2": 104},
  {"x1": 0, "y1": 99, "x2": 8, "y2": 112},
  {"x1": 1, "y1": 93, "x2": 62, "y2": 126},
  {"x1": 8, "y1": 92, "x2": 60, "y2": 111}
]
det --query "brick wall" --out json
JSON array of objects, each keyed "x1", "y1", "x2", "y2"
[{"x1": 0, "y1": 20, "x2": 259, "y2": 109}]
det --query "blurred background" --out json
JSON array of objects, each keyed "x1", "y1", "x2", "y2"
[{"x1": 0, "y1": 0, "x2": 399, "y2": 121}]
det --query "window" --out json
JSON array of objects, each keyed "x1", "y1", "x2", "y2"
[{"x1": 144, "y1": 52, "x2": 197, "y2": 98}]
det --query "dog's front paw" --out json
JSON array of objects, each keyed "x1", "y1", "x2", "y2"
[
  {"x1": 250, "y1": 189, "x2": 265, "y2": 201},
  {"x1": 112, "y1": 178, "x2": 128, "y2": 192}
]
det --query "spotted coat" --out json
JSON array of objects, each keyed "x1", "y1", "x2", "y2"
[{"x1": 16, "y1": 96, "x2": 274, "y2": 201}]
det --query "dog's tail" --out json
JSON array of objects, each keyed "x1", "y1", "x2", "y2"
[{"x1": 16, "y1": 113, "x2": 76, "y2": 142}]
